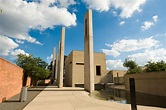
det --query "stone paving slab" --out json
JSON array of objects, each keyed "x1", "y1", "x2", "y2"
[{"x1": 23, "y1": 86, "x2": 166, "y2": 110}]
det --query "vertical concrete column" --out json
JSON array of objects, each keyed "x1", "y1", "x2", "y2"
[
  {"x1": 58, "y1": 27, "x2": 65, "y2": 88},
  {"x1": 57, "y1": 41, "x2": 61, "y2": 86},
  {"x1": 84, "y1": 9, "x2": 94, "y2": 93},
  {"x1": 55, "y1": 53, "x2": 59, "y2": 80},
  {"x1": 51, "y1": 47, "x2": 56, "y2": 84}
]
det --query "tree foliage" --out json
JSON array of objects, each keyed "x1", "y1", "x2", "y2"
[
  {"x1": 123, "y1": 59, "x2": 142, "y2": 74},
  {"x1": 145, "y1": 61, "x2": 166, "y2": 72},
  {"x1": 15, "y1": 54, "x2": 51, "y2": 80}
]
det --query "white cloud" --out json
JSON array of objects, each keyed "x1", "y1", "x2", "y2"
[
  {"x1": 0, "y1": 35, "x2": 29, "y2": 58},
  {"x1": 0, "y1": 35, "x2": 19, "y2": 55},
  {"x1": 0, "y1": 0, "x2": 76, "y2": 44},
  {"x1": 72, "y1": 7, "x2": 78, "y2": 12},
  {"x1": 141, "y1": 15, "x2": 158, "y2": 31},
  {"x1": 102, "y1": 49, "x2": 120, "y2": 57},
  {"x1": 83, "y1": 0, "x2": 146, "y2": 18},
  {"x1": 141, "y1": 21, "x2": 154, "y2": 31},
  {"x1": 153, "y1": 15, "x2": 158, "y2": 22},
  {"x1": 119, "y1": 21, "x2": 125, "y2": 25},
  {"x1": 112, "y1": 11, "x2": 117, "y2": 16},
  {"x1": 106, "y1": 60, "x2": 127, "y2": 70},
  {"x1": 15, "y1": 39, "x2": 24, "y2": 44},
  {"x1": 33, "y1": 0, "x2": 76, "y2": 8},
  {"x1": 83, "y1": 0, "x2": 110, "y2": 12},
  {"x1": 111, "y1": 36, "x2": 159, "y2": 52},
  {"x1": 155, "y1": 33, "x2": 166, "y2": 37},
  {"x1": 10, "y1": 49, "x2": 29, "y2": 58},
  {"x1": 35, "y1": 41, "x2": 43, "y2": 45},
  {"x1": 10, "y1": 49, "x2": 29, "y2": 56},
  {"x1": 102, "y1": 36, "x2": 159, "y2": 57},
  {"x1": 57, "y1": 0, "x2": 76, "y2": 8},
  {"x1": 129, "y1": 48, "x2": 166, "y2": 66},
  {"x1": 46, "y1": 54, "x2": 53, "y2": 63}
]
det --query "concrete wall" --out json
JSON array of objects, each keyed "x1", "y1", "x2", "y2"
[
  {"x1": 65, "y1": 51, "x2": 73, "y2": 86},
  {"x1": 111, "y1": 70, "x2": 126, "y2": 84},
  {"x1": 65, "y1": 50, "x2": 106, "y2": 87},
  {"x1": 26, "y1": 76, "x2": 31, "y2": 87},
  {"x1": 111, "y1": 70, "x2": 126, "y2": 77},
  {"x1": 0, "y1": 57, "x2": 23, "y2": 103},
  {"x1": 99, "y1": 70, "x2": 126, "y2": 84},
  {"x1": 99, "y1": 70, "x2": 113, "y2": 84},
  {"x1": 45, "y1": 79, "x2": 51, "y2": 84},
  {"x1": 72, "y1": 51, "x2": 84, "y2": 85},
  {"x1": 124, "y1": 72, "x2": 166, "y2": 96}
]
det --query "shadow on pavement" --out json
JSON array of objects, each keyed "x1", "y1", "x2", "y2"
[{"x1": 0, "y1": 86, "x2": 46, "y2": 110}]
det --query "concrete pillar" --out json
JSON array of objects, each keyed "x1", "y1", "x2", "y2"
[
  {"x1": 57, "y1": 41, "x2": 61, "y2": 86},
  {"x1": 84, "y1": 9, "x2": 94, "y2": 93},
  {"x1": 55, "y1": 53, "x2": 59, "y2": 80},
  {"x1": 58, "y1": 27, "x2": 65, "y2": 88},
  {"x1": 51, "y1": 47, "x2": 56, "y2": 84}
]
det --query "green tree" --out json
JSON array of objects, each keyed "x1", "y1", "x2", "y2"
[
  {"x1": 123, "y1": 59, "x2": 142, "y2": 74},
  {"x1": 145, "y1": 61, "x2": 166, "y2": 72},
  {"x1": 15, "y1": 54, "x2": 51, "y2": 86}
]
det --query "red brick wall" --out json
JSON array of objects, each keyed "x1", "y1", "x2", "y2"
[{"x1": 0, "y1": 57, "x2": 23, "y2": 103}]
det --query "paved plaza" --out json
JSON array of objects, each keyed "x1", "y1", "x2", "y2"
[{"x1": 23, "y1": 86, "x2": 165, "y2": 110}]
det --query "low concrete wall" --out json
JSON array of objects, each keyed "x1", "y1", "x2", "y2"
[
  {"x1": 26, "y1": 76, "x2": 31, "y2": 87},
  {"x1": 99, "y1": 70, "x2": 113, "y2": 84},
  {"x1": 114, "y1": 77, "x2": 124, "y2": 84},
  {"x1": 0, "y1": 57, "x2": 23, "y2": 103},
  {"x1": 124, "y1": 72, "x2": 166, "y2": 96},
  {"x1": 45, "y1": 79, "x2": 51, "y2": 84}
]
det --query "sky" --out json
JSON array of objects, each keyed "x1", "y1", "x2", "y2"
[{"x1": 0, "y1": 0, "x2": 166, "y2": 70}]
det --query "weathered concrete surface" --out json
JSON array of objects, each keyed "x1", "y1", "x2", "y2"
[
  {"x1": 84, "y1": 9, "x2": 94, "y2": 93},
  {"x1": 23, "y1": 86, "x2": 165, "y2": 110},
  {"x1": 59, "y1": 27, "x2": 65, "y2": 88},
  {"x1": 65, "y1": 50, "x2": 106, "y2": 87},
  {"x1": 51, "y1": 47, "x2": 56, "y2": 83},
  {"x1": 56, "y1": 41, "x2": 61, "y2": 86},
  {"x1": 55, "y1": 53, "x2": 59, "y2": 80}
]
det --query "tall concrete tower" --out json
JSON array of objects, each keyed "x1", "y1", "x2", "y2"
[
  {"x1": 56, "y1": 41, "x2": 61, "y2": 86},
  {"x1": 58, "y1": 27, "x2": 65, "y2": 88},
  {"x1": 51, "y1": 47, "x2": 56, "y2": 84},
  {"x1": 55, "y1": 52, "x2": 59, "y2": 81},
  {"x1": 84, "y1": 9, "x2": 94, "y2": 93}
]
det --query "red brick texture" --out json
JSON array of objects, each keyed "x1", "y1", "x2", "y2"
[{"x1": 0, "y1": 57, "x2": 23, "y2": 103}]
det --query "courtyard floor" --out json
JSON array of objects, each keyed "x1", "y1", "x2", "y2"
[{"x1": 22, "y1": 86, "x2": 165, "y2": 110}]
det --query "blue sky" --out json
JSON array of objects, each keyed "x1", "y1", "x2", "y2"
[{"x1": 0, "y1": 0, "x2": 166, "y2": 70}]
